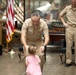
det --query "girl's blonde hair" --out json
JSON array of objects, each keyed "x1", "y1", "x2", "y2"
[{"x1": 28, "y1": 45, "x2": 36, "y2": 55}]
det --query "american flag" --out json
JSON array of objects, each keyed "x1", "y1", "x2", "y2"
[{"x1": 6, "y1": 0, "x2": 15, "y2": 42}]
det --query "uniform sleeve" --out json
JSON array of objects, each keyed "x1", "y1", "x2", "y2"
[
  {"x1": 59, "y1": 6, "x2": 67, "y2": 16},
  {"x1": 21, "y1": 21, "x2": 28, "y2": 36},
  {"x1": 43, "y1": 22, "x2": 49, "y2": 35}
]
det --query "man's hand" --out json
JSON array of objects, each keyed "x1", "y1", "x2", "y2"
[
  {"x1": 40, "y1": 45, "x2": 45, "y2": 53},
  {"x1": 24, "y1": 45, "x2": 29, "y2": 51},
  {"x1": 63, "y1": 23, "x2": 69, "y2": 28}
]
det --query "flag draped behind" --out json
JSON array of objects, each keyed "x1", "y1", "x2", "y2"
[{"x1": 6, "y1": 0, "x2": 15, "y2": 42}]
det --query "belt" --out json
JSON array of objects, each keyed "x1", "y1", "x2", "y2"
[
  {"x1": 69, "y1": 24, "x2": 76, "y2": 27},
  {"x1": 26, "y1": 38, "x2": 42, "y2": 42}
]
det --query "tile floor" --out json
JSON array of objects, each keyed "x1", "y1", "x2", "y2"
[{"x1": 0, "y1": 46, "x2": 76, "y2": 75}]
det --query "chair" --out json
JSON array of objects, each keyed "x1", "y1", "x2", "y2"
[
  {"x1": 60, "y1": 39, "x2": 66, "y2": 64},
  {"x1": 60, "y1": 39, "x2": 74, "y2": 64},
  {"x1": 18, "y1": 46, "x2": 24, "y2": 63}
]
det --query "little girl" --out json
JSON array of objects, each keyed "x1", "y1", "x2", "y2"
[{"x1": 26, "y1": 45, "x2": 42, "y2": 75}]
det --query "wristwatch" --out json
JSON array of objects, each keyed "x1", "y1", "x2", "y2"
[{"x1": 42, "y1": 45, "x2": 46, "y2": 48}]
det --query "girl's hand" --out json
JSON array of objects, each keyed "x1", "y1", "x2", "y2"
[{"x1": 40, "y1": 45, "x2": 45, "y2": 53}]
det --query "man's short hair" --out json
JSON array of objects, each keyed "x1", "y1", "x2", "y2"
[{"x1": 31, "y1": 12, "x2": 40, "y2": 17}]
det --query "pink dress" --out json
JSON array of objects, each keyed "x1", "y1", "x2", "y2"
[{"x1": 26, "y1": 55, "x2": 42, "y2": 75}]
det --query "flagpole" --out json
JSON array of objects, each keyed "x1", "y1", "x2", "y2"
[
  {"x1": 24, "y1": 0, "x2": 26, "y2": 21},
  {"x1": 5, "y1": 41, "x2": 9, "y2": 52},
  {"x1": 5, "y1": 0, "x2": 9, "y2": 52},
  {"x1": 5, "y1": 0, "x2": 10, "y2": 52}
]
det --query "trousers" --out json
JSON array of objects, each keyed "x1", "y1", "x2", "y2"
[{"x1": 66, "y1": 25, "x2": 76, "y2": 64}]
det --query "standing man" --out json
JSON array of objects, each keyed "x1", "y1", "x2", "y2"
[
  {"x1": 21, "y1": 12, "x2": 49, "y2": 71},
  {"x1": 59, "y1": 0, "x2": 76, "y2": 66}
]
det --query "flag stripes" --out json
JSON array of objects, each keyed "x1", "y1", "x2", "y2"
[{"x1": 6, "y1": 0, "x2": 15, "y2": 42}]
